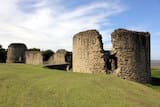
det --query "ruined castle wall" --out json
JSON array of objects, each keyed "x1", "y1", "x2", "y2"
[
  {"x1": 111, "y1": 29, "x2": 151, "y2": 83},
  {"x1": 73, "y1": 30, "x2": 106, "y2": 73},
  {"x1": 54, "y1": 49, "x2": 67, "y2": 64},
  {"x1": 48, "y1": 49, "x2": 72, "y2": 65},
  {"x1": 6, "y1": 43, "x2": 27, "y2": 63},
  {"x1": 25, "y1": 51, "x2": 43, "y2": 65},
  {"x1": 47, "y1": 54, "x2": 54, "y2": 64}
]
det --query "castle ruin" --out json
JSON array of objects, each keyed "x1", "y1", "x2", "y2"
[
  {"x1": 46, "y1": 49, "x2": 72, "y2": 70},
  {"x1": 2, "y1": 28, "x2": 151, "y2": 83},
  {"x1": 48, "y1": 49, "x2": 72, "y2": 65},
  {"x1": 111, "y1": 29, "x2": 151, "y2": 83},
  {"x1": 73, "y1": 29, "x2": 151, "y2": 83},
  {"x1": 73, "y1": 30, "x2": 106, "y2": 73},
  {"x1": 25, "y1": 51, "x2": 43, "y2": 65},
  {"x1": 6, "y1": 43, "x2": 27, "y2": 63}
]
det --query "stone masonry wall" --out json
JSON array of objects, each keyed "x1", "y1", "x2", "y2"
[
  {"x1": 6, "y1": 43, "x2": 27, "y2": 63},
  {"x1": 111, "y1": 29, "x2": 151, "y2": 83},
  {"x1": 73, "y1": 30, "x2": 106, "y2": 73},
  {"x1": 47, "y1": 54, "x2": 54, "y2": 64},
  {"x1": 48, "y1": 49, "x2": 72, "y2": 65},
  {"x1": 25, "y1": 51, "x2": 43, "y2": 65}
]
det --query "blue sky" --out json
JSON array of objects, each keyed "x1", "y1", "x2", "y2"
[{"x1": 0, "y1": 0, "x2": 159, "y2": 60}]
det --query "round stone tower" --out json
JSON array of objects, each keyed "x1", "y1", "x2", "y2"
[
  {"x1": 111, "y1": 29, "x2": 151, "y2": 83},
  {"x1": 6, "y1": 43, "x2": 27, "y2": 63}
]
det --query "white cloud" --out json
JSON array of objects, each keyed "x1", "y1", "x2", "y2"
[{"x1": 0, "y1": 0, "x2": 126, "y2": 51}]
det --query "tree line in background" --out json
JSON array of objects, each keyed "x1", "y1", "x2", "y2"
[{"x1": 0, "y1": 45, "x2": 7, "y2": 63}]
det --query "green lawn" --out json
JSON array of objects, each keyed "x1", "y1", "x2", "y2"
[{"x1": 0, "y1": 64, "x2": 160, "y2": 107}]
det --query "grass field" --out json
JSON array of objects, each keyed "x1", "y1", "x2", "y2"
[
  {"x1": 148, "y1": 66, "x2": 160, "y2": 91},
  {"x1": 0, "y1": 64, "x2": 160, "y2": 107}
]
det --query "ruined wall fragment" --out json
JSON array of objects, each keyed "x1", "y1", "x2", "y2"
[
  {"x1": 25, "y1": 51, "x2": 43, "y2": 65},
  {"x1": 111, "y1": 28, "x2": 151, "y2": 83},
  {"x1": 48, "y1": 49, "x2": 72, "y2": 65},
  {"x1": 73, "y1": 30, "x2": 106, "y2": 73}
]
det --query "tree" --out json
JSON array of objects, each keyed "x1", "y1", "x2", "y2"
[
  {"x1": 27, "y1": 48, "x2": 40, "y2": 51},
  {"x1": 0, "y1": 45, "x2": 7, "y2": 63},
  {"x1": 42, "y1": 50, "x2": 54, "y2": 61}
]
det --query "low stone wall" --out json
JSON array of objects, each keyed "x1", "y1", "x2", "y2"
[
  {"x1": 25, "y1": 51, "x2": 43, "y2": 65},
  {"x1": 48, "y1": 49, "x2": 72, "y2": 65}
]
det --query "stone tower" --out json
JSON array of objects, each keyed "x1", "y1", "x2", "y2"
[
  {"x1": 111, "y1": 29, "x2": 151, "y2": 83},
  {"x1": 73, "y1": 30, "x2": 106, "y2": 73},
  {"x1": 6, "y1": 43, "x2": 27, "y2": 63}
]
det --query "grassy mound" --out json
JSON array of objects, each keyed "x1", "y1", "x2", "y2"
[{"x1": 0, "y1": 64, "x2": 160, "y2": 107}]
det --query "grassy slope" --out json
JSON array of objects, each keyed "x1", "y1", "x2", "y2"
[
  {"x1": 148, "y1": 66, "x2": 160, "y2": 91},
  {"x1": 0, "y1": 64, "x2": 160, "y2": 107}
]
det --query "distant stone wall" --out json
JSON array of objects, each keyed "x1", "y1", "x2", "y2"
[
  {"x1": 111, "y1": 29, "x2": 151, "y2": 83},
  {"x1": 54, "y1": 49, "x2": 68, "y2": 64},
  {"x1": 6, "y1": 43, "x2": 27, "y2": 63},
  {"x1": 48, "y1": 49, "x2": 72, "y2": 65},
  {"x1": 25, "y1": 51, "x2": 43, "y2": 65},
  {"x1": 73, "y1": 30, "x2": 106, "y2": 73},
  {"x1": 47, "y1": 53, "x2": 54, "y2": 64}
]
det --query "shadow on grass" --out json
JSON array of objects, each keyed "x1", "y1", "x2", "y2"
[{"x1": 151, "y1": 77, "x2": 160, "y2": 86}]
